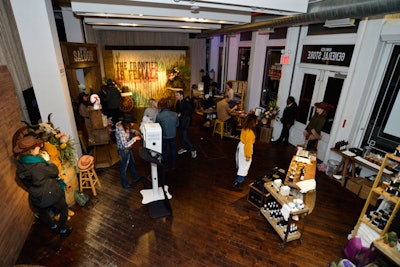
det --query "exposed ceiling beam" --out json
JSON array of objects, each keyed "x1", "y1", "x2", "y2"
[
  {"x1": 91, "y1": 25, "x2": 202, "y2": 33},
  {"x1": 84, "y1": 17, "x2": 222, "y2": 30}
]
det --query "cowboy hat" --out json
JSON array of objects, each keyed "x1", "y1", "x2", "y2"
[
  {"x1": 122, "y1": 114, "x2": 137, "y2": 123},
  {"x1": 315, "y1": 102, "x2": 330, "y2": 110},
  {"x1": 77, "y1": 155, "x2": 94, "y2": 170},
  {"x1": 13, "y1": 135, "x2": 43, "y2": 153}
]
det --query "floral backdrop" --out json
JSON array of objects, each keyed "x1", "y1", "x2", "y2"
[{"x1": 111, "y1": 50, "x2": 188, "y2": 107}]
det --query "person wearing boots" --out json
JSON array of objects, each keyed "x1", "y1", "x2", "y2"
[
  {"x1": 175, "y1": 90, "x2": 197, "y2": 159},
  {"x1": 14, "y1": 136, "x2": 72, "y2": 238}
]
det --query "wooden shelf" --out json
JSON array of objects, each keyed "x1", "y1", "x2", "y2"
[
  {"x1": 372, "y1": 187, "x2": 400, "y2": 204},
  {"x1": 373, "y1": 237, "x2": 400, "y2": 266},
  {"x1": 353, "y1": 152, "x2": 400, "y2": 255},
  {"x1": 360, "y1": 217, "x2": 383, "y2": 235},
  {"x1": 260, "y1": 209, "x2": 301, "y2": 242}
]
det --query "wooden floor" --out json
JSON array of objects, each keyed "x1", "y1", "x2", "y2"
[{"x1": 15, "y1": 114, "x2": 365, "y2": 267}]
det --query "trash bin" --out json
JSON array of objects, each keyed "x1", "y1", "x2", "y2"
[{"x1": 326, "y1": 159, "x2": 339, "y2": 176}]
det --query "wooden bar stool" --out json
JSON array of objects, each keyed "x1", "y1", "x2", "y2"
[
  {"x1": 78, "y1": 155, "x2": 101, "y2": 196},
  {"x1": 213, "y1": 119, "x2": 226, "y2": 139}
]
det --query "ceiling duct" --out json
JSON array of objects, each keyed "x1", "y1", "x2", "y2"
[{"x1": 197, "y1": 0, "x2": 400, "y2": 37}]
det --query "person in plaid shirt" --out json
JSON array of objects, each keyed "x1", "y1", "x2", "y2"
[{"x1": 115, "y1": 114, "x2": 142, "y2": 188}]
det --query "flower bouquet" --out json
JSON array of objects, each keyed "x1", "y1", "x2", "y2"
[{"x1": 260, "y1": 100, "x2": 279, "y2": 127}]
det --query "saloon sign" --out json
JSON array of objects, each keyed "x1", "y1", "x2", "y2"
[
  {"x1": 301, "y1": 45, "x2": 354, "y2": 66},
  {"x1": 60, "y1": 42, "x2": 99, "y2": 68}
]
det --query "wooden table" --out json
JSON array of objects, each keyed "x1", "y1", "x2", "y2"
[{"x1": 331, "y1": 148, "x2": 393, "y2": 187}]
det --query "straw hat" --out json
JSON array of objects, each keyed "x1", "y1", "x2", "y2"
[
  {"x1": 77, "y1": 155, "x2": 94, "y2": 170},
  {"x1": 13, "y1": 135, "x2": 43, "y2": 153}
]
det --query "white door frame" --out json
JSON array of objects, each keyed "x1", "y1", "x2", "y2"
[{"x1": 290, "y1": 67, "x2": 345, "y2": 160}]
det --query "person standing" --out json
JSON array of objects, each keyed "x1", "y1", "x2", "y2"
[
  {"x1": 216, "y1": 94, "x2": 239, "y2": 137},
  {"x1": 304, "y1": 102, "x2": 329, "y2": 151},
  {"x1": 155, "y1": 98, "x2": 179, "y2": 171},
  {"x1": 115, "y1": 114, "x2": 142, "y2": 188},
  {"x1": 14, "y1": 136, "x2": 72, "y2": 238},
  {"x1": 233, "y1": 114, "x2": 257, "y2": 191},
  {"x1": 225, "y1": 81, "x2": 236, "y2": 108},
  {"x1": 175, "y1": 90, "x2": 197, "y2": 158},
  {"x1": 106, "y1": 79, "x2": 121, "y2": 125},
  {"x1": 142, "y1": 98, "x2": 158, "y2": 123},
  {"x1": 78, "y1": 92, "x2": 92, "y2": 143},
  {"x1": 273, "y1": 96, "x2": 298, "y2": 145}
]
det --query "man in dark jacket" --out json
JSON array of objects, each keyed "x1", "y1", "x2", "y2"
[
  {"x1": 273, "y1": 96, "x2": 298, "y2": 145},
  {"x1": 175, "y1": 90, "x2": 197, "y2": 158},
  {"x1": 106, "y1": 79, "x2": 121, "y2": 125}
]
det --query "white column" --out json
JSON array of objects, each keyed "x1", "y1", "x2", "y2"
[
  {"x1": 246, "y1": 32, "x2": 269, "y2": 111},
  {"x1": 11, "y1": 0, "x2": 82, "y2": 157}
]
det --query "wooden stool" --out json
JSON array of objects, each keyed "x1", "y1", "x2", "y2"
[
  {"x1": 213, "y1": 119, "x2": 226, "y2": 139},
  {"x1": 78, "y1": 155, "x2": 101, "y2": 196}
]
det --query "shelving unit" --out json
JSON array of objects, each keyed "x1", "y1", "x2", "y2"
[
  {"x1": 352, "y1": 153, "x2": 400, "y2": 238},
  {"x1": 260, "y1": 181, "x2": 309, "y2": 248}
]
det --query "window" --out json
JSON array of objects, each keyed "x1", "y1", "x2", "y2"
[
  {"x1": 236, "y1": 47, "x2": 251, "y2": 81},
  {"x1": 260, "y1": 47, "x2": 284, "y2": 107},
  {"x1": 362, "y1": 45, "x2": 400, "y2": 152}
]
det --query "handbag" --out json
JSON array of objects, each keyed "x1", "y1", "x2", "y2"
[{"x1": 74, "y1": 190, "x2": 90, "y2": 206}]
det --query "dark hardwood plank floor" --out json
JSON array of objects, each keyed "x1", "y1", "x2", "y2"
[{"x1": 15, "y1": 114, "x2": 364, "y2": 267}]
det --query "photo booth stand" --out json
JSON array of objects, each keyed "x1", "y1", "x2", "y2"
[{"x1": 140, "y1": 123, "x2": 172, "y2": 218}]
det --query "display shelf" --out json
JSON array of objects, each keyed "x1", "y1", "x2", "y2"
[
  {"x1": 360, "y1": 217, "x2": 383, "y2": 235},
  {"x1": 353, "y1": 153, "x2": 400, "y2": 242},
  {"x1": 284, "y1": 155, "x2": 316, "y2": 188},
  {"x1": 259, "y1": 209, "x2": 301, "y2": 242},
  {"x1": 372, "y1": 187, "x2": 400, "y2": 204},
  {"x1": 262, "y1": 181, "x2": 310, "y2": 248}
]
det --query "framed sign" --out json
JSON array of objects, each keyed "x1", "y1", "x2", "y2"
[{"x1": 301, "y1": 45, "x2": 354, "y2": 66}]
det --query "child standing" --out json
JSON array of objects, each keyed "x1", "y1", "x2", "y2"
[{"x1": 233, "y1": 114, "x2": 257, "y2": 191}]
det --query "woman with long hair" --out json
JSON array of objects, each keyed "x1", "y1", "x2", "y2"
[{"x1": 233, "y1": 114, "x2": 257, "y2": 191}]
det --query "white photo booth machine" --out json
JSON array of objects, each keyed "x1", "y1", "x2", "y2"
[{"x1": 140, "y1": 123, "x2": 172, "y2": 217}]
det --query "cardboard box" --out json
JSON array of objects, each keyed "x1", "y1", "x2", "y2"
[
  {"x1": 346, "y1": 177, "x2": 364, "y2": 195},
  {"x1": 358, "y1": 180, "x2": 374, "y2": 200},
  {"x1": 359, "y1": 180, "x2": 379, "y2": 206}
]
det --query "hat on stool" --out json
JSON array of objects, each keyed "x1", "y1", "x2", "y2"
[{"x1": 78, "y1": 155, "x2": 94, "y2": 170}]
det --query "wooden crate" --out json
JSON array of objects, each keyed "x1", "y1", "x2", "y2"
[
  {"x1": 61, "y1": 163, "x2": 78, "y2": 207},
  {"x1": 88, "y1": 107, "x2": 104, "y2": 129},
  {"x1": 247, "y1": 182, "x2": 267, "y2": 208},
  {"x1": 260, "y1": 127, "x2": 273, "y2": 143},
  {"x1": 92, "y1": 127, "x2": 110, "y2": 144}
]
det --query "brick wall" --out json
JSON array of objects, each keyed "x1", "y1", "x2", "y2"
[{"x1": 0, "y1": 66, "x2": 34, "y2": 266}]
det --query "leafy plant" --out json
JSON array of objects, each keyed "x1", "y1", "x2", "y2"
[{"x1": 167, "y1": 64, "x2": 190, "y2": 88}]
